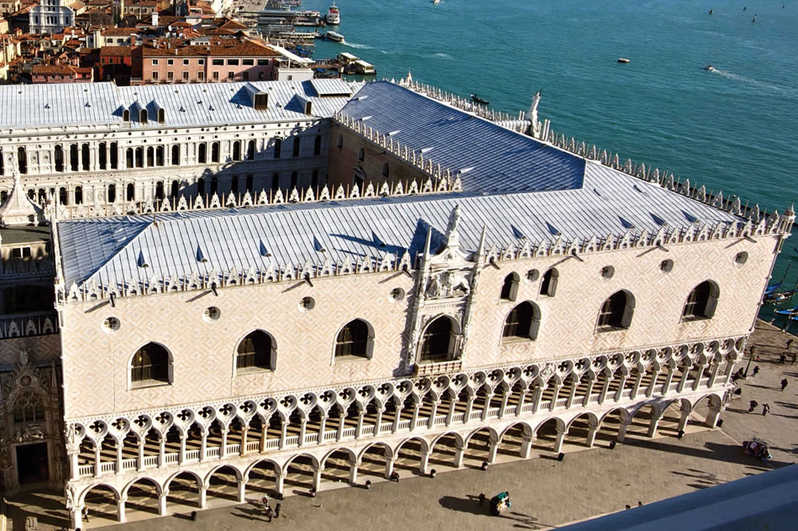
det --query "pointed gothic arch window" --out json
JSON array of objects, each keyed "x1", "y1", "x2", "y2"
[
  {"x1": 334, "y1": 319, "x2": 373, "y2": 359},
  {"x1": 540, "y1": 268, "x2": 558, "y2": 297},
  {"x1": 597, "y1": 290, "x2": 635, "y2": 331},
  {"x1": 130, "y1": 343, "x2": 171, "y2": 387},
  {"x1": 419, "y1": 316, "x2": 458, "y2": 363},
  {"x1": 503, "y1": 301, "x2": 541, "y2": 340},
  {"x1": 211, "y1": 142, "x2": 220, "y2": 163},
  {"x1": 12, "y1": 392, "x2": 45, "y2": 425},
  {"x1": 247, "y1": 139, "x2": 256, "y2": 160},
  {"x1": 500, "y1": 272, "x2": 520, "y2": 301},
  {"x1": 682, "y1": 280, "x2": 719, "y2": 321},
  {"x1": 171, "y1": 144, "x2": 180, "y2": 166},
  {"x1": 236, "y1": 330, "x2": 276, "y2": 371},
  {"x1": 232, "y1": 140, "x2": 241, "y2": 161},
  {"x1": 198, "y1": 143, "x2": 207, "y2": 163}
]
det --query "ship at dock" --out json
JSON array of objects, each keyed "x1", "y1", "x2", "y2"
[{"x1": 326, "y1": 2, "x2": 341, "y2": 25}]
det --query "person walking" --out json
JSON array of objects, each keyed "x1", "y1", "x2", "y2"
[
  {"x1": 265, "y1": 505, "x2": 273, "y2": 522},
  {"x1": 748, "y1": 400, "x2": 758, "y2": 413},
  {"x1": 274, "y1": 503, "x2": 281, "y2": 518},
  {"x1": 781, "y1": 378, "x2": 789, "y2": 391},
  {"x1": 753, "y1": 365, "x2": 760, "y2": 377},
  {"x1": 762, "y1": 403, "x2": 770, "y2": 416},
  {"x1": 81, "y1": 505, "x2": 90, "y2": 523}
]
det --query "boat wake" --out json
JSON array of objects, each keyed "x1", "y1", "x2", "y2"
[
  {"x1": 430, "y1": 52, "x2": 453, "y2": 59},
  {"x1": 708, "y1": 67, "x2": 796, "y2": 96},
  {"x1": 344, "y1": 42, "x2": 373, "y2": 50}
]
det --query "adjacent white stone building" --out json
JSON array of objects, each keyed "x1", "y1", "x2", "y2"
[
  {"x1": 29, "y1": 0, "x2": 75, "y2": 35},
  {"x1": 0, "y1": 77, "x2": 791, "y2": 528}
]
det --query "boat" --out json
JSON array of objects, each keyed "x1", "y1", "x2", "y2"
[
  {"x1": 774, "y1": 306, "x2": 798, "y2": 316},
  {"x1": 617, "y1": 57, "x2": 630, "y2": 63},
  {"x1": 326, "y1": 2, "x2": 340, "y2": 25},
  {"x1": 470, "y1": 94, "x2": 489, "y2": 105},
  {"x1": 704, "y1": 64, "x2": 716, "y2": 72},
  {"x1": 765, "y1": 290, "x2": 795, "y2": 304},
  {"x1": 432, "y1": 0, "x2": 440, "y2": 4},
  {"x1": 325, "y1": 31, "x2": 344, "y2": 42}
]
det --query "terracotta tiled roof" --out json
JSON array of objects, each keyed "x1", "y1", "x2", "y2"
[
  {"x1": 32, "y1": 63, "x2": 76, "y2": 75},
  {"x1": 141, "y1": 42, "x2": 280, "y2": 58},
  {"x1": 99, "y1": 45, "x2": 132, "y2": 56},
  {"x1": 102, "y1": 27, "x2": 138, "y2": 36}
]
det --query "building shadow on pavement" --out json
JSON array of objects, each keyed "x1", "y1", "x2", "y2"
[
  {"x1": 621, "y1": 437, "x2": 789, "y2": 469},
  {"x1": 6, "y1": 490, "x2": 70, "y2": 530}
]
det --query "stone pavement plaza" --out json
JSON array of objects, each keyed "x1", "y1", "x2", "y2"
[{"x1": 6, "y1": 320, "x2": 797, "y2": 530}]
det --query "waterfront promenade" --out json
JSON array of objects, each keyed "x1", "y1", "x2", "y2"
[{"x1": 4, "y1": 320, "x2": 796, "y2": 529}]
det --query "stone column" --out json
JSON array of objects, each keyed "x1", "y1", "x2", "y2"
[
  {"x1": 693, "y1": 365, "x2": 706, "y2": 391},
  {"x1": 410, "y1": 404, "x2": 421, "y2": 431},
  {"x1": 630, "y1": 372, "x2": 643, "y2": 399},
  {"x1": 549, "y1": 384, "x2": 560, "y2": 411},
  {"x1": 116, "y1": 440, "x2": 124, "y2": 473},
  {"x1": 220, "y1": 427, "x2": 229, "y2": 457},
  {"x1": 297, "y1": 420, "x2": 306, "y2": 447},
  {"x1": 68, "y1": 450, "x2": 79, "y2": 479},
  {"x1": 565, "y1": 382, "x2": 578, "y2": 408},
  {"x1": 705, "y1": 405, "x2": 722, "y2": 428},
  {"x1": 137, "y1": 437, "x2": 145, "y2": 471},
  {"x1": 318, "y1": 414, "x2": 328, "y2": 444},
  {"x1": 617, "y1": 420, "x2": 629, "y2": 442},
  {"x1": 515, "y1": 390, "x2": 527, "y2": 416},
  {"x1": 419, "y1": 449, "x2": 430, "y2": 475},
  {"x1": 598, "y1": 379, "x2": 611, "y2": 404},
  {"x1": 453, "y1": 443, "x2": 465, "y2": 468},
  {"x1": 178, "y1": 434, "x2": 186, "y2": 465},
  {"x1": 532, "y1": 387, "x2": 544, "y2": 413},
  {"x1": 200, "y1": 430, "x2": 208, "y2": 462},
  {"x1": 313, "y1": 467, "x2": 322, "y2": 492},
  {"x1": 553, "y1": 429, "x2": 565, "y2": 454},
  {"x1": 384, "y1": 457, "x2": 395, "y2": 479},
  {"x1": 480, "y1": 393, "x2": 493, "y2": 421},
  {"x1": 279, "y1": 419, "x2": 288, "y2": 449},
  {"x1": 663, "y1": 368, "x2": 675, "y2": 394},
  {"x1": 199, "y1": 485, "x2": 208, "y2": 509},
  {"x1": 117, "y1": 495, "x2": 127, "y2": 523},
  {"x1": 392, "y1": 405, "x2": 402, "y2": 433},
  {"x1": 614, "y1": 375, "x2": 626, "y2": 401},
  {"x1": 463, "y1": 396, "x2": 474, "y2": 421},
  {"x1": 519, "y1": 436, "x2": 533, "y2": 459},
  {"x1": 237, "y1": 479, "x2": 246, "y2": 503},
  {"x1": 678, "y1": 404, "x2": 691, "y2": 432},
  {"x1": 647, "y1": 410, "x2": 663, "y2": 437},
  {"x1": 336, "y1": 414, "x2": 345, "y2": 442},
  {"x1": 583, "y1": 379, "x2": 595, "y2": 406},
  {"x1": 708, "y1": 364, "x2": 720, "y2": 388},
  {"x1": 70, "y1": 506, "x2": 83, "y2": 530},
  {"x1": 158, "y1": 492, "x2": 167, "y2": 516},
  {"x1": 487, "y1": 438, "x2": 499, "y2": 464},
  {"x1": 375, "y1": 407, "x2": 384, "y2": 434},
  {"x1": 240, "y1": 427, "x2": 249, "y2": 455},
  {"x1": 355, "y1": 412, "x2": 364, "y2": 439},
  {"x1": 446, "y1": 399, "x2": 457, "y2": 425},
  {"x1": 427, "y1": 401, "x2": 438, "y2": 428},
  {"x1": 498, "y1": 392, "x2": 510, "y2": 419},
  {"x1": 275, "y1": 471, "x2": 285, "y2": 496},
  {"x1": 585, "y1": 424, "x2": 598, "y2": 448},
  {"x1": 348, "y1": 459, "x2": 359, "y2": 485},
  {"x1": 158, "y1": 437, "x2": 166, "y2": 468},
  {"x1": 93, "y1": 443, "x2": 101, "y2": 477},
  {"x1": 259, "y1": 424, "x2": 268, "y2": 453},
  {"x1": 677, "y1": 367, "x2": 690, "y2": 392}
]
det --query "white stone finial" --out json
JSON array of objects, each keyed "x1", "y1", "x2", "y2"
[
  {"x1": 0, "y1": 171, "x2": 42, "y2": 227},
  {"x1": 445, "y1": 204, "x2": 461, "y2": 250},
  {"x1": 528, "y1": 89, "x2": 543, "y2": 139}
]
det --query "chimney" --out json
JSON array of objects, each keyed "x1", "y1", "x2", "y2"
[{"x1": 152, "y1": 12, "x2": 159, "y2": 26}]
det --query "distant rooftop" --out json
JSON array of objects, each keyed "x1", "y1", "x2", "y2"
[{"x1": 0, "y1": 78, "x2": 362, "y2": 130}]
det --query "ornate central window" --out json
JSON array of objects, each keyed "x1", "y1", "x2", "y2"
[
  {"x1": 335, "y1": 319, "x2": 373, "y2": 359},
  {"x1": 236, "y1": 331, "x2": 276, "y2": 371},
  {"x1": 596, "y1": 290, "x2": 634, "y2": 331},
  {"x1": 130, "y1": 343, "x2": 171, "y2": 387}
]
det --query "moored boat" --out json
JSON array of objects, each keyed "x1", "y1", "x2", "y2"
[
  {"x1": 326, "y1": 2, "x2": 341, "y2": 25},
  {"x1": 470, "y1": 94, "x2": 489, "y2": 105},
  {"x1": 617, "y1": 57, "x2": 630, "y2": 63}
]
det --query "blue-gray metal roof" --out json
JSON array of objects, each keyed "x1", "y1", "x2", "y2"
[
  {"x1": 340, "y1": 81, "x2": 586, "y2": 194},
  {"x1": 0, "y1": 80, "x2": 362, "y2": 130},
  {"x1": 57, "y1": 161, "x2": 739, "y2": 290}
]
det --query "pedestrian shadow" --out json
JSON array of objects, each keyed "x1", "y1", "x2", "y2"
[
  {"x1": 439, "y1": 495, "x2": 491, "y2": 515},
  {"x1": 745, "y1": 383, "x2": 775, "y2": 390},
  {"x1": 775, "y1": 401, "x2": 798, "y2": 409}
]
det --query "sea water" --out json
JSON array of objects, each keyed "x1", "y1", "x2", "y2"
[{"x1": 305, "y1": 0, "x2": 798, "y2": 320}]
